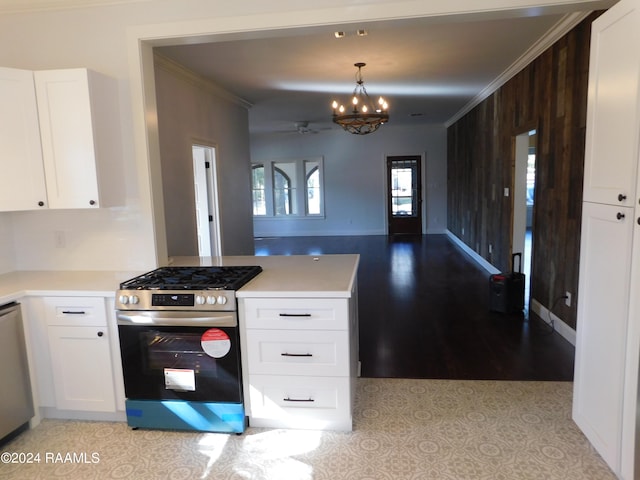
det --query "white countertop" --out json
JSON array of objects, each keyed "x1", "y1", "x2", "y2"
[
  {"x1": 0, "y1": 270, "x2": 142, "y2": 305},
  {"x1": 0, "y1": 254, "x2": 360, "y2": 304},
  {"x1": 170, "y1": 254, "x2": 360, "y2": 298}
]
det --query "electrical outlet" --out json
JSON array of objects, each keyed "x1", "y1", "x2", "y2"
[{"x1": 565, "y1": 291, "x2": 571, "y2": 307}]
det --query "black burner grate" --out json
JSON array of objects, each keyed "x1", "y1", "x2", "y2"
[{"x1": 120, "y1": 266, "x2": 262, "y2": 291}]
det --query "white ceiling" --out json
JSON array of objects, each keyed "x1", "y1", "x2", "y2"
[
  {"x1": 155, "y1": 12, "x2": 583, "y2": 135},
  {"x1": 0, "y1": 0, "x2": 609, "y2": 136}
]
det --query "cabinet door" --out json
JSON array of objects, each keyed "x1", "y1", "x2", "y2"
[
  {"x1": 573, "y1": 202, "x2": 634, "y2": 473},
  {"x1": 34, "y1": 69, "x2": 100, "y2": 209},
  {"x1": 48, "y1": 325, "x2": 116, "y2": 412},
  {"x1": 582, "y1": 1, "x2": 640, "y2": 206},
  {"x1": 0, "y1": 67, "x2": 47, "y2": 211}
]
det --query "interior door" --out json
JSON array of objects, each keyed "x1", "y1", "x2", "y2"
[{"x1": 387, "y1": 155, "x2": 422, "y2": 235}]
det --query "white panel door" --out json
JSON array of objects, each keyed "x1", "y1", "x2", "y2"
[
  {"x1": 582, "y1": 1, "x2": 640, "y2": 207},
  {"x1": 0, "y1": 67, "x2": 47, "y2": 211},
  {"x1": 573, "y1": 201, "x2": 634, "y2": 474}
]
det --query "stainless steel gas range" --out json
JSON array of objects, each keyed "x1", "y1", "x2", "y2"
[{"x1": 115, "y1": 265, "x2": 262, "y2": 433}]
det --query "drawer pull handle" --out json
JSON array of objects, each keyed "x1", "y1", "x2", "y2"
[
  {"x1": 279, "y1": 313, "x2": 312, "y2": 317},
  {"x1": 281, "y1": 352, "x2": 313, "y2": 357},
  {"x1": 62, "y1": 310, "x2": 86, "y2": 315},
  {"x1": 283, "y1": 397, "x2": 314, "y2": 403}
]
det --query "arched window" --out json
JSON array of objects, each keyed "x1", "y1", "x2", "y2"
[
  {"x1": 250, "y1": 158, "x2": 323, "y2": 217},
  {"x1": 251, "y1": 164, "x2": 266, "y2": 215},
  {"x1": 273, "y1": 166, "x2": 292, "y2": 215},
  {"x1": 305, "y1": 163, "x2": 321, "y2": 215}
]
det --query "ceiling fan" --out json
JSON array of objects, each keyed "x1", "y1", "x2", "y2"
[
  {"x1": 273, "y1": 121, "x2": 331, "y2": 135},
  {"x1": 294, "y1": 121, "x2": 316, "y2": 134}
]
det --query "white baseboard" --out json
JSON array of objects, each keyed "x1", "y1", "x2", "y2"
[
  {"x1": 40, "y1": 407, "x2": 126, "y2": 422},
  {"x1": 530, "y1": 298, "x2": 576, "y2": 346},
  {"x1": 445, "y1": 230, "x2": 500, "y2": 275},
  {"x1": 445, "y1": 230, "x2": 576, "y2": 346}
]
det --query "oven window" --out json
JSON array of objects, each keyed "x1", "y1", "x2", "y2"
[
  {"x1": 143, "y1": 332, "x2": 218, "y2": 377},
  {"x1": 118, "y1": 325, "x2": 242, "y2": 403}
]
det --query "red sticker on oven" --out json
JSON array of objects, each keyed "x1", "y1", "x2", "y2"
[{"x1": 201, "y1": 328, "x2": 231, "y2": 358}]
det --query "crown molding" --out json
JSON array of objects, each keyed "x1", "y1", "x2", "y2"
[
  {"x1": 445, "y1": 11, "x2": 591, "y2": 127},
  {"x1": 154, "y1": 52, "x2": 253, "y2": 110}
]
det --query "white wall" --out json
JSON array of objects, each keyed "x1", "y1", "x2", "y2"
[{"x1": 250, "y1": 124, "x2": 447, "y2": 237}]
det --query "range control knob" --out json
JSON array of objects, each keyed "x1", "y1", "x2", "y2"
[
  {"x1": 129, "y1": 295, "x2": 139, "y2": 305},
  {"x1": 206, "y1": 296, "x2": 217, "y2": 305},
  {"x1": 217, "y1": 295, "x2": 228, "y2": 305},
  {"x1": 119, "y1": 295, "x2": 129, "y2": 305},
  {"x1": 195, "y1": 295, "x2": 206, "y2": 305}
]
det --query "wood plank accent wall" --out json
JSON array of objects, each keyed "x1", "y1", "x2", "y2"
[{"x1": 447, "y1": 13, "x2": 600, "y2": 329}]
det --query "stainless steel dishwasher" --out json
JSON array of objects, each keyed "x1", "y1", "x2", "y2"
[{"x1": 0, "y1": 302, "x2": 34, "y2": 440}]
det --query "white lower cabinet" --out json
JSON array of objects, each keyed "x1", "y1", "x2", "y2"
[
  {"x1": 47, "y1": 325, "x2": 116, "y2": 412},
  {"x1": 28, "y1": 296, "x2": 119, "y2": 419},
  {"x1": 248, "y1": 375, "x2": 351, "y2": 430},
  {"x1": 573, "y1": 202, "x2": 634, "y2": 470},
  {"x1": 245, "y1": 329, "x2": 349, "y2": 377},
  {"x1": 240, "y1": 296, "x2": 357, "y2": 431}
]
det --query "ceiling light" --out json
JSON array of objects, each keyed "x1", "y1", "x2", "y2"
[
  {"x1": 334, "y1": 31, "x2": 345, "y2": 38},
  {"x1": 331, "y1": 62, "x2": 389, "y2": 135},
  {"x1": 356, "y1": 29, "x2": 368, "y2": 36}
]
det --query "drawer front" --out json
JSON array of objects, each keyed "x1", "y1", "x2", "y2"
[
  {"x1": 44, "y1": 296, "x2": 106, "y2": 327},
  {"x1": 248, "y1": 375, "x2": 351, "y2": 430},
  {"x1": 246, "y1": 329, "x2": 349, "y2": 376},
  {"x1": 242, "y1": 298, "x2": 348, "y2": 330}
]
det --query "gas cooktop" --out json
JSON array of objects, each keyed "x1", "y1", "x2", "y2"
[{"x1": 119, "y1": 266, "x2": 263, "y2": 291}]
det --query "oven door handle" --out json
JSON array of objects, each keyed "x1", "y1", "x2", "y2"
[{"x1": 117, "y1": 312, "x2": 237, "y2": 327}]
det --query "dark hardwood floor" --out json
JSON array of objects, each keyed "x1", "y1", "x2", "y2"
[{"x1": 254, "y1": 234, "x2": 575, "y2": 381}]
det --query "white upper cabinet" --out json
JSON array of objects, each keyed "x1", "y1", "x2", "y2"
[
  {"x1": 0, "y1": 67, "x2": 121, "y2": 212},
  {"x1": 582, "y1": 3, "x2": 640, "y2": 207},
  {"x1": 0, "y1": 67, "x2": 48, "y2": 210},
  {"x1": 34, "y1": 68, "x2": 120, "y2": 209}
]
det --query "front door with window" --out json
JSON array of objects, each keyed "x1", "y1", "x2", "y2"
[{"x1": 387, "y1": 155, "x2": 422, "y2": 235}]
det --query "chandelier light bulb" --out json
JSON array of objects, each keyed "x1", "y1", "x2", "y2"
[{"x1": 362, "y1": 105, "x2": 368, "y2": 113}]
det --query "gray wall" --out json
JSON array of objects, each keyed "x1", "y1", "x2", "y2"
[
  {"x1": 154, "y1": 59, "x2": 255, "y2": 256},
  {"x1": 250, "y1": 124, "x2": 448, "y2": 237}
]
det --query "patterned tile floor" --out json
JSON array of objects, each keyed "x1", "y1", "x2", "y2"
[{"x1": 0, "y1": 379, "x2": 615, "y2": 480}]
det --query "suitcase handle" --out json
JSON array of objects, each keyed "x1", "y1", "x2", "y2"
[{"x1": 512, "y1": 253, "x2": 522, "y2": 274}]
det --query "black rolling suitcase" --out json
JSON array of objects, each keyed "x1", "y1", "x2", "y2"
[{"x1": 489, "y1": 253, "x2": 525, "y2": 313}]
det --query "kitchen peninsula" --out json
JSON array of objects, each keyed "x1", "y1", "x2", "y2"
[
  {"x1": 171, "y1": 254, "x2": 361, "y2": 431},
  {"x1": 0, "y1": 254, "x2": 360, "y2": 433}
]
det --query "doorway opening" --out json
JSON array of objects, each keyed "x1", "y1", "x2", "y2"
[
  {"x1": 513, "y1": 130, "x2": 536, "y2": 307},
  {"x1": 192, "y1": 144, "x2": 222, "y2": 257},
  {"x1": 386, "y1": 155, "x2": 423, "y2": 235}
]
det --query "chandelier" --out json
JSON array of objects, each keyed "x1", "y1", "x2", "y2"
[{"x1": 331, "y1": 62, "x2": 389, "y2": 135}]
